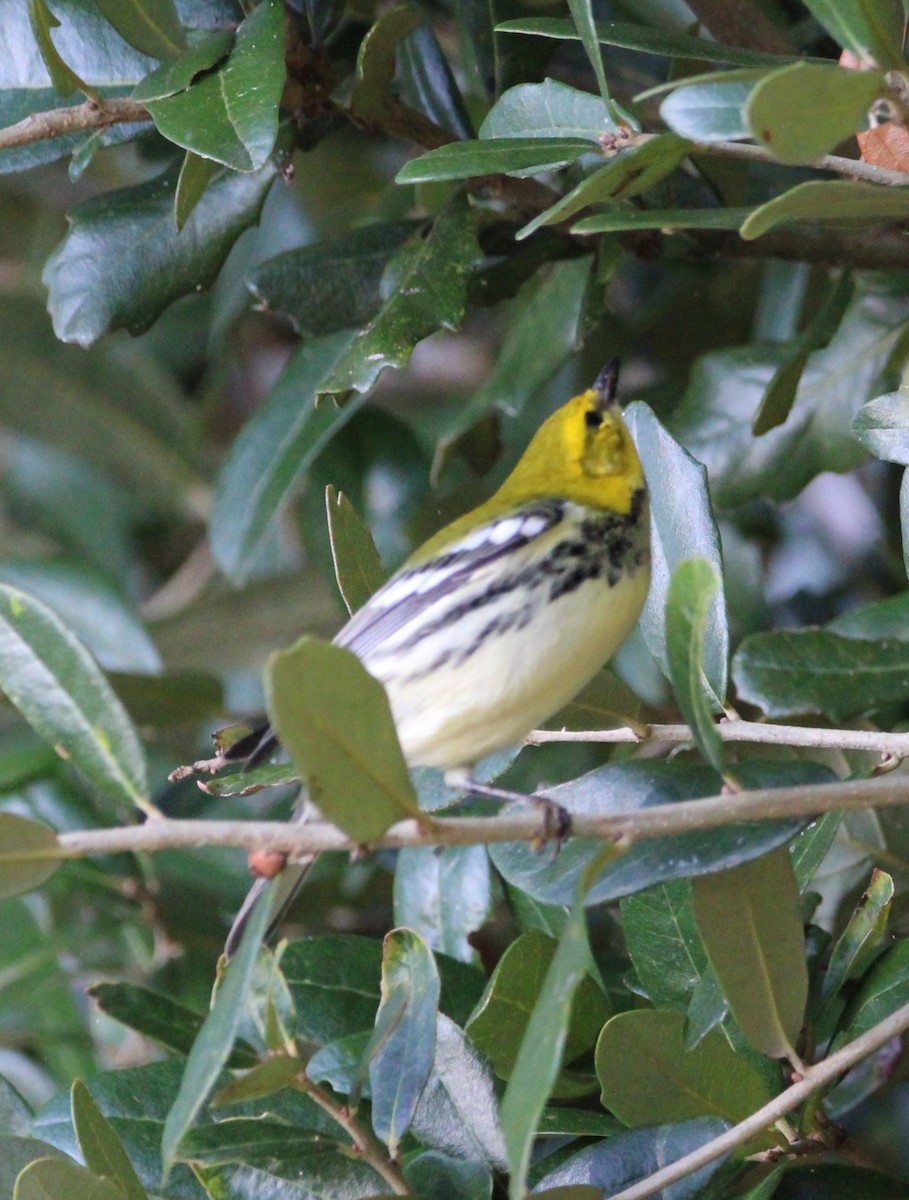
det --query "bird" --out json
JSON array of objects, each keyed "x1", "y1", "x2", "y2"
[{"x1": 221, "y1": 359, "x2": 650, "y2": 953}]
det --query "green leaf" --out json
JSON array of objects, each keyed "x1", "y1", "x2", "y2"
[
  {"x1": 533, "y1": 1116, "x2": 729, "y2": 1196},
  {"x1": 693, "y1": 848, "x2": 807, "y2": 1060},
  {"x1": 393, "y1": 846, "x2": 492, "y2": 964},
  {"x1": 621, "y1": 880, "x2": 710, "y2": 1012},
  {"x1": 572, "y1": 206, "x2": 754, "y2": 233},
  {"x1": 367, "y1": 929, "x2": 440, "y2": 1156},
  {"x1": 0, "y1": 584, "x2": 149, "y2": 816},
  {"x1": 282, "y1": 935, "x2": 382, "y2": 1043},
  {"x1": 841, "y1": 939, "x2": 909, "y2": 1042},
  {"x1": 660, "y1": 81, "x2": 756, "y2": 141},
  {"x1": 92, "y1": 0, "x2": 185, "y2": 61},
  {"x1": 495, "y1": 17, "x2": 808, "y2": 68},
  {"x1": 405, "y1": 1152, "x2": 492, "y2": 1200},
  {"x1": 625, "y1": 403, "x2": 728, "y2": 701},
  {"x1": 0, "y1": 813, "x2": 61, "y2": 901},
  {"x1": 501, "y1": 898, "x2": 597, "y2": 1200},
  {"x1": 490, "y1": 759, "x2": 821, "y2": 907},
  {"x1": 44, "y1": 156, "x2": 280, "y2": 346},
  {"x1": 853, "y1": 386, "x2": 909, "y2": 466},
  {"x1": 396, "y1": 137, "x2": 596, "y2": 182},
  {"x1": 671, "y1": 288, "x2": 908, "y2": 508},
  {"x1": 820, "y1": 869, "x2": 893, "y2": 1025},
  {"x1": 161, "y1": 878, "x2": 278, "y2": 1174},
  {"x1": 267, "y1": 637, "x2": 421, "y2": 841},
  {"x1": 665, "y1": 558, "x2": 725, "y2": 773},
  {"x1": 174, "y1": 149, "x2": 216, "y2": 230},
  {"x1": 741, "y1": 181, "x2": 909, "y2": 240},
  {"x1": 517, "y1": 134, "x2": 692, "y2": 239},
  {"x1": 145, "y1": 0, "x2": 284, "y2": 170},
  {"x1": 210, "y1": 330, "x2": 360, "y2": 583},
  {"x1": 566, "y1": 0, "x2": 613, "y2": 114},
  {"x1": 746, "y1": 63, "x2": 885, "y2": 165},
  {"x1": 87, "y1": 982, "x2": 259, "y2": 1066},
  {"x1": 480, "y1": 78, "x2": 619, "y2": 140},
  {"x1": 351, "y1": 1, "x2": 424, "y2": 117},
  {"x1": 596, "y1": 1009, "x2": 774, "y2": 1125},
  {"x1": 109, "y1": 669, "x2": 224, "y2": 730},
  {"x1": 733, "y1": 629, "x2": 909, "y2": 720},
  {"x1": 398, "y1": 22, "x2": 473, "y2": 140},
  {"x1": 247, "y1": 220, "x2": 419, "y2": 338},
  {"x1": 317, "y1": 195, "x2": 481, "y2": 402},
  {"x1": 326, "y1": 485, "x2": 387, "y2": 615},
  {"x1": 467, "y1": 928, "x2": 609, "y2": 1084},
  {"x1": 72, "y1": 1081, "x2": 147, "y2": 1200},
  {"x1": 14, "y1": 1158, "x2": 126, "y2": 1200},
  {"x1": 27, "y1": 0, "x2": 96, "y2": 99},
  {"x1": 131, "y1": 29, "x2": 234, "y2": 100},
  {"x1": 800, "y1": 0, "x2": 906, "y2": 69},
  {"x1": 436, "y1": 255, "x2": 592, "y2": 455},
  {"x1": 0, "y1": 1140, "x2": 67, "y2": 1196}
]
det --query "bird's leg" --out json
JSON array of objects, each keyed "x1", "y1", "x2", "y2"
[{"x1": 443, "y1": 768, "x2": 572, "y2": 847}]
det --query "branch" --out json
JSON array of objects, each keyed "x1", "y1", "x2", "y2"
[
  {"x1": 0, "y1": 98, "x2": 151, "y2": 152},
  {"x1": 690, "y1": 136, "x2": 909, "y2": 187},
  {"x1": 50, "y1": 772, "x2": 909, "y2": 861},
  {"x1": 607, "y1": 998, "x2": 909, "y2": 1200},
  {"x1": 528, "y1": 719, "x2": 909, "y2": 758}
]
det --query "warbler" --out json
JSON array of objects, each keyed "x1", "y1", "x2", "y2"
[{"x1": 221, "y1": 359, "x2": 650, "y2": 951}]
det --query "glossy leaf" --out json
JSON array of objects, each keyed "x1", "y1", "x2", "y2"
[
  {"x1": 733, "y1": 629, "x2": 909, "y2": 720},
  {"x1": 396, "y1": 137, "x2": 596, "y2": 182},
  {"x1": 367, "y1": 929, "x2": 440, "y2": 1155},
  {"x1": 161, "y1": 878, "x2": 278, "y2": 1173},
  {"x1": 0, "y1": 584, "x2": 149, "y2": 816},
  {"x1": 14, "y1": 1158, "x2": 125, "y2": 1200},
  {"x1": 88, "y1": 982, "x2": 259, "y2": 1067},
  {"x1": 665, "y1": 558, "x2": 725, "y2": 772},
  {"x1": 27, "y1": 0, "x2": 95, "y2": 98},
  {"x1": 661, "y1": 81, "x2": 756, "y2": 142},
  {"x1": 467, "y1": 929, "x2": 609, "y2": 1082},
  {"x1": 351, "y1": 1, "x2": 424, "y2": 117},
  {"x1": 44, "y1": 156, "x2": 280, "y2": 346},
  {"x1": 405, "y1": 1151, "x2": 492, "y2": 1200},
  {"x1": 746, "y1": 63, "x2": 884, "y2": 164},
  {"x1": 326, "y1": 485, "x2": 387, "y2": 615},
  {"x1": 267, "y1": 637, "x2": 421, "y2": 840},
  {"x1": 247, "y1": 221, "x2": 419, "y2": 338},
  {"x1": 92, "y1": 0, "x2": 185, "y2": 61},
  {"x1": 672, "y1": 288, "x2": 908, "y2": 508},
  {"x1": 621, "y1": 880, "x2": 710, "y2": 1012},
  {"x1": 490, "y1": 760, "x2": 823, "y2": 908},
  {"x1": 693, "y1": 848, "x2": 807, "y2": 1060},
  {"x1": 495, "y1": 17, "x2": 805, "y2": 67},
  {"x1": 573, "y1": 206, "x2": 753, "y2": 234},
  {"x1": 281, "y1": 935, "x2": 382, "y2": 1044},
  {"x1": 0, "y1": 812, "x2": 61, "y2": 901},
  {"x1": 393, "y1": 845, "x2": 492, "y2": 964},
  {"x1": 822, "y1": 869, "x2": 893, "y2": 1007},
  {"x1": 517, "y1": 134, "x2": 692, "y2": 239},
  {"x1": 596, "y1": 1009, "x2": 773, "y2": 1125},
  {"x1": 145, "y1": 0, "x2": 284, "y2": 170},
  {"x1": 480, "y1": 78, "x2": 618, "y2": 140},
  {"x1": 800, "y1": 0, "x2": 906, "y2": 69},
  {"x1": 210, "y1": 330, "x2": 359, "y2": 583},
  {"x1": 566, "y1": 0, "x2": 612, "y2": 111},
  {"x1": 625, "y1": 402, "x2": 728, "y2": 700},
  {"x1": 131, "y1": 29, "x2": 234, "y2": 101},
  {"x1": 532, "y1": 1118, "x2": 730, "y2": 1198},
  {"x1": 501, "y1": 897, "x2": 596, "y2": 1198},
  {"x1": 853, "y1": 386, "x2": 909, "y2": 466},
  {"x1": 72, "y1": 1081, "x2": 147, "y2": 1200},
  {"x1": 741, "y1": 181, "x2": 909, "y2": 240},
  {"x1": 0, "y1": 1139, "x2": 68, "y2": 1195},
  {"x1": 841, "y1": 939, "x2": 909, "y2": 1042},
  {"x1": 317, "y1": 195, "x2": 481, "y2": 402},
  {"x1": 399, "y1": 21, "x2": 474, "y2": 140},
  {"x1": 174, "y1": 149, "x2": 216, "y2": 230}
]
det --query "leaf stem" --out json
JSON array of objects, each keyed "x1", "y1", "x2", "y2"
[
  {"x1": 604, "y1": 998, "x2": 909, "y2": 1200},
  {"x1": 294, "y1": 1069, "x2": 412, "y2": 1195}
]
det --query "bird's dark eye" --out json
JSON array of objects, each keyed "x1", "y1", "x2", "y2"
[{"x1": 584, "y1": 409, "x2": 603, "y2": 429}]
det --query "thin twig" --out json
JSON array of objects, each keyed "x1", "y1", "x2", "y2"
[
  {"x1": 690, "y1": 135, "x2": 909, "y2": 187},
  {"x1": 294, "y1": 1070, "x2": 412, "y2": 1195},
  {"x1": 607, "y1": 999, "x2": 909, "y2": 1200},
  {"x1": 0, "y1": 98, "x2": 150, "y2": 152},
  {"x1": 528, "y1": 719, "x2": 909, "y2": 757},
  {"x1": 45, "y1": 771, "x2": 909, "y2": 861}
]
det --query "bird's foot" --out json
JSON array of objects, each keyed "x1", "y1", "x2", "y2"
[{"x1": 444, "y1": 769, "x2": 571, "y2": 849}]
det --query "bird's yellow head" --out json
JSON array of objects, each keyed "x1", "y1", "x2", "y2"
[{"x1": 496, "y1": 360, "x2": 645, "y2": 514}]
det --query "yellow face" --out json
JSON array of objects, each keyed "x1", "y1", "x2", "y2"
[{"x1": 501, "y1": 386, "x2": 646, "y2": 515}]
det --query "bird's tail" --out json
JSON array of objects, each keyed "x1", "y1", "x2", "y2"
[{"x1": 222, "y1": 723, "x2": 280, "y2": 771}]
